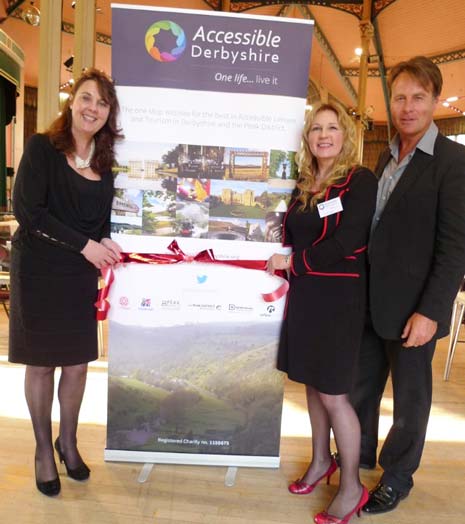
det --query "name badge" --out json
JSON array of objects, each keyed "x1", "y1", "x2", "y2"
[{"x1": 317, "y1": 197, "x2": 343, "y2": 218}]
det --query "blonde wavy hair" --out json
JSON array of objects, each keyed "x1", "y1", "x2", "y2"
[{"x1": 295, "y1": 101, "x2": 358, "y2": 210}]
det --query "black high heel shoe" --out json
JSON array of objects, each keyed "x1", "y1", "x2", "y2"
[
  {"x1": 35, "y1": 457, "x2": 61, "y2": 496},
  {"x1": 54, "y1": 437, "x2": 90, "y2": 481}
]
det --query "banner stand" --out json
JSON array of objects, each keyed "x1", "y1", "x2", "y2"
[
  {"x1": 225, "y1": 466, "x2": 238, "y2": 487},
  {"x1": 107, "y1": 5, "x2": 314, "y2": 470},
  {"x1": 105, "y1": 449, "x2": 280, "y2": 468},
  {"x1": 136, "y1": 462, "x2": 239, "y2": 487},
  {"x1": 137, "y1": 463, "x2": 154, "y2": 484}
]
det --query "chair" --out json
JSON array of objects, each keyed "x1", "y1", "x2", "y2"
[
  {"x1": 0, "y1": 271, "x2": 10, "y2": 317},
  {"x1": 444, "y1": 291, "x2": 465, "y2": 380},
  {"x1": 0, "y1": 288, "x2": 9, "y2": 316},
  {"x1": 0, "y1": 244, "x2": 10, "y2": 317}
]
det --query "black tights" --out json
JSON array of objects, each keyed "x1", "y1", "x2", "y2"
[
  {"x1": 25, "y1": 363, "x2": 88, "y2": 482},
  {"x1": 301, "y1": 385, "x2": 363, "y2": 518}
]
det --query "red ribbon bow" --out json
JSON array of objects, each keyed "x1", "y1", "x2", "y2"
[{"x1": 95, "y1": 240, "x2": 289, "y2": 320}]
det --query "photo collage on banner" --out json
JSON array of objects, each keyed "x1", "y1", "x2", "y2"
[
  {"x1": 107, "y1": 4, "x2": 313, "y2": 467},
  {"x1": 112, "y1": 142, "x2": 298, "y2": 247}
]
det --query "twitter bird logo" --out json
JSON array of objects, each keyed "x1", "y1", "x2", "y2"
[{"x1": 197, "y1": 275, "x2": 207, "y2": 284}]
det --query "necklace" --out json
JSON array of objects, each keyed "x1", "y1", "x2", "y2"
[{"x1": 74, "y1": 139, "x2": 95, "y2": 169}]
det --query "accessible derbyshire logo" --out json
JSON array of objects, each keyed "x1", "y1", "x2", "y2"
[{"x1": 145, "y1": 20, "x2": 186, "y2": 62}]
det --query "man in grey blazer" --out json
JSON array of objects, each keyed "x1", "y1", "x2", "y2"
[{"x1": 351, "y1": 56, "x2": 465, "y2": 514}]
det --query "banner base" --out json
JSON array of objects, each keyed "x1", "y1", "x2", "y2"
[
  {"x1": 104, "y1": 449, "x2": 280, "y2": 468},
  {"x1": 137, "y1": 463, "x2": 154, "y2": 483}
]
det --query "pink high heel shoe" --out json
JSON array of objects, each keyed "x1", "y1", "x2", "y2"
[
  {"x1": 288, "y1": 457, "x2": 338, "y2": 495},
  {"x1": 314, "y1": 485, "x2": 369, "y2": 524}
]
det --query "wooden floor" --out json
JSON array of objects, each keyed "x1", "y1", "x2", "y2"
[{"x1": 0, "y1": 308, "x2": 464, "y2": 524}]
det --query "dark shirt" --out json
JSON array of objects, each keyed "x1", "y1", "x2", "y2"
[{"x1": 12, "y1": 133, "x2": 113, "y2": 268}]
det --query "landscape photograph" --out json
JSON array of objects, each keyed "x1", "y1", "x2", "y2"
[
  {"x1": 115, "y1": 141, "x2": 179, "y2": 180},
  {"x1": 207, "y1": 217, "x2": 248, "y2": 241},
  {"x1": 175, "y1": 197, "x2": 209, "y2": 239},
  {"x1": 106, "y1": 320, "x2": 284, "y2": 457},
  {"x1": 177, "y1": 144, "x2": 226, "y2": 179},
  {"x1": 111, "y1": 188, "x2": 143, "y2": 234},
  {"x1": 261, "y1": 186, "x2": 294, "y2": 215},
  {"x1": 208, "y1": 216, "x2": 266, "y2": 242},
  {"x1": 224, "y1": 147, "x2": 269, "y2": 181},
  {"x1": 208, "y1": 180, "x2": 268, "y2": 220},
  {"x1": 142, "y1": 187, "x2": 177, "y2": 237},
  {"x1": 269, "y1": 149, "x2": 298, "y2": 180}
]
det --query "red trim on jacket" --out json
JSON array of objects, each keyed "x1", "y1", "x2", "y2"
[
  {"x1": 283, "y1": 167, "x2": 365, "y2": 279},
  {"x1": 311, "y1": 168, "x2": 356, "y2": 246},
  {"x1": 312, "y1": 185, "x2": 332, "y2": 246},
  {"x1": 343, "y1": 245, "x2": 367, "y2": 260},
  {"x1": 307, "y1": 271, "x2": 360, "y2": 278},
  {"x1": 282, "y1": 199, "x2": 298, "y2": 247},
  {"x1": 290, "y1": 253, "x2": 297, "y2": 276},
  {"x1": 303, "y1": 251, "x2": 312, "y2": 272},
  {"x1": 331, "y1": 167, "x2": 356, "y2": 188}
]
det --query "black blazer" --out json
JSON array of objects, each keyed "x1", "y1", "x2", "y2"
[
  {"x1": 286, "y1": 167, "x2": 377, "y2": 278},
  {"x1": 369, "y1": 133, "x2": 465, "y2": 340}
]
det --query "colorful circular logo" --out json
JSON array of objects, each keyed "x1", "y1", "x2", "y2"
[{"x1": 145, "y1": 20, "x2": 186, "y2": 62}]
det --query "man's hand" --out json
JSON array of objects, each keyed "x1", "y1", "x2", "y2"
[{"x1": 401, "y1": 312, "x2": 437, "y2": 348}]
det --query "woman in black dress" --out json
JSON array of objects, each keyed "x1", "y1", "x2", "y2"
[
  {"x1": 268, "y1": 102, "x2": 377, "y2": 524},
  {"x1": 9, "y1": 69, "x2": 123, "y2": 496}
]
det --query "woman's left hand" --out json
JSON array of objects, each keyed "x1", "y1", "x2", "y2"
[
  {"x1": 267, "y1": 253, "x2": 291, "y2": 274},
  {"x1": 100, "y1": 237, "x2": 123, "y2": 265}
]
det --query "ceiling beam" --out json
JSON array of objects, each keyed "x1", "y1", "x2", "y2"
[
  {"x1": 214, "y1": 0, "x2": 397, "y2": 18},
  {"x1": 10, "y1": 9, "x2": 112, "y2": 45},
  {"x1": 345, "y1": 47, "x2": 465, "y2": 77},
  {"x1": 298, "y1": 4, "x2": 358, "y2": 104},
  {"x1": 345, "y1": 68, "x2": 380, "y2": 77},
  {"x1": 355, "y1": 0, "x2": 373, "y2": 160},
  {"x1": 432, "y1": 48, "x2": 465, "y2": 65},
  {"x1": 276, "y1": 4, "x2": 292, "y2": 17},
  {"x1": 61, "y1": 20, "x2": 111, "y2": 46},
  {"x1": 372, "y1": 17, "x2": 391, "y2": 137}
]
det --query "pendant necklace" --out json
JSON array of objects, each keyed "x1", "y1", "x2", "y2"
[{"x1": 74, "y1": 139, "x2": 95, "y2": 169}]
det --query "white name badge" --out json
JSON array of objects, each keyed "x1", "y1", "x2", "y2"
[{"x1": 317, "y1": 197, "x2": 343, "y2": 218}]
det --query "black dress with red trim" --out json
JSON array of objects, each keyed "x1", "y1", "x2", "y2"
[{"x1": 277, "y1": 167, "x2": 377, "y2": 394}]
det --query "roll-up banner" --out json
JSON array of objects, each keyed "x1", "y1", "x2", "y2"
[{"x1": 106, "y1": 4, "x2": 313, "y2": 467}]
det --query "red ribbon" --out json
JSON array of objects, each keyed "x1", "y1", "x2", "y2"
[{"x1": 95, "y1": 240, "x2": 289, "y2": 320}]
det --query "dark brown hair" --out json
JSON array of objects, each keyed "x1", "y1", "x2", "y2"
[
  {"x1": 45, "y1": 68, "x2": 123, "y2": 174},
  {"x1": 388, "y1": 56, "x2": 442, "y2": 98}
]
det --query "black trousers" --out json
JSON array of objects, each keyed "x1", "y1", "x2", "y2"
[{"x1": 350, "y1": 317, "x2": 436, "y2": 493}]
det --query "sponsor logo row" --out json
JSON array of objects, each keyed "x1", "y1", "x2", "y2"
[{"x1": 118, "y1": 296, "x2": 276, "y2": 316}]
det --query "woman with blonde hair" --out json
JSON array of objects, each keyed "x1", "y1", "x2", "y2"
[{"x1": 268, "y1": 102, "x2": 377, "y2": 524}]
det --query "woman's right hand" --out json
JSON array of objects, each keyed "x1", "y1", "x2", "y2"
[
  {"x1": 81, "y1": 239, "x2": 121, "y2": 269},
  {"x1": 266, "y1": 253, "x2": 291, "y2": 274}
]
